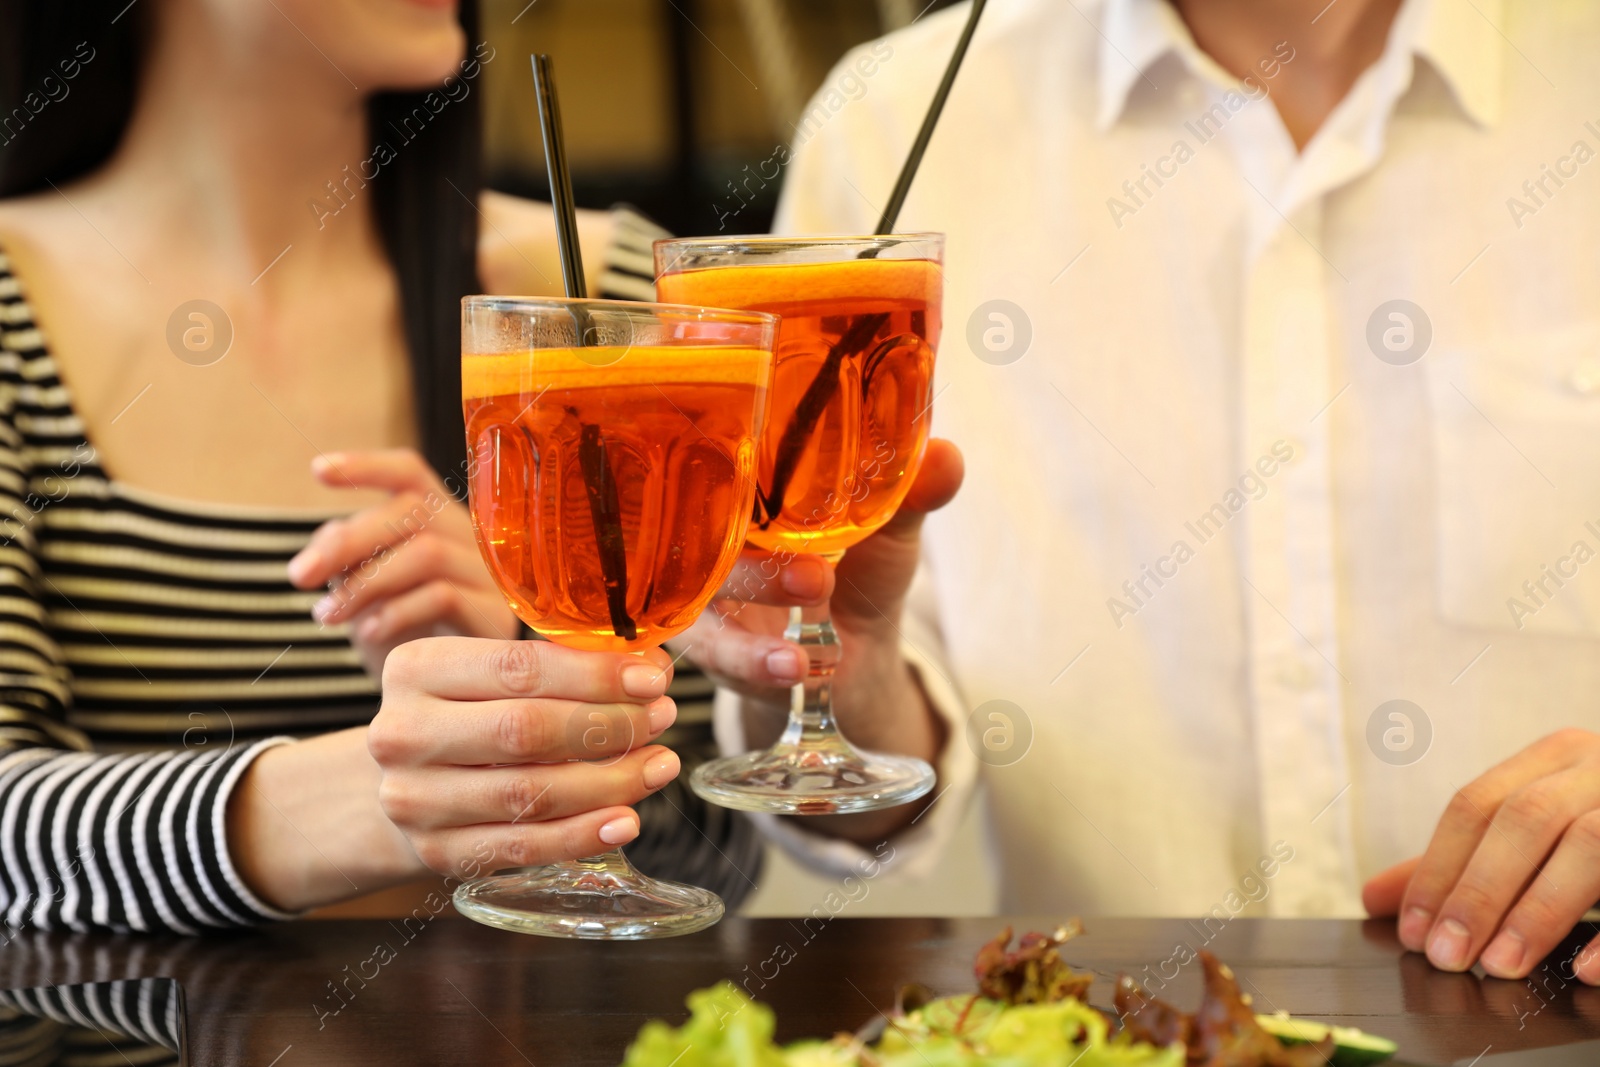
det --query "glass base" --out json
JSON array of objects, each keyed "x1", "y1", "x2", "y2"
[
  {"x1": 690, "y1": 738, "x2": 936, "y2": 815},
  {"x1": 452, "y1": 857, "x2": 724, "y2": 940}
]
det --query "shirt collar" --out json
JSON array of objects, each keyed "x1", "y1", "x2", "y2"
[
  {"x1": 1094, "y1": 0, "x2": 1505, "y2": 133},
  {"x1": 1094, "y1": 0, "x2": 1193, "y2": 132},
  {"x1": 1413, "y1": 0, "x2": 1504, "y2": 127}
]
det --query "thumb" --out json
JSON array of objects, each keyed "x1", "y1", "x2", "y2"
[
  {"x1": 833, "y1": 439, "x2": 963, "y2": 620},
  {"x1": 872, "y1": 438, "x2": 965, "y2": 546}
]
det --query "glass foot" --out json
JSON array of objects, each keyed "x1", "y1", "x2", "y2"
[
  {"x1": 452, "y1": 854, "x2": 724, "y2": 940},
  {"x1": 690, "y1": 739, "x2": 936, "y2": 815}
]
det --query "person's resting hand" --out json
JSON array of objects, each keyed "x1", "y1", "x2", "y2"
[
  {"x1": 673, "y1": 439, "x2": 964, "y2": 841},
  {"x1": 1362, "y1": 728, "x2": 1600, "y2": 983},
  {"x1": 370, "y1": 637, "x2": 681, "y2": 875},
  {"x1": 286, "y1": 449, "x2": 519, "y2": 677}
]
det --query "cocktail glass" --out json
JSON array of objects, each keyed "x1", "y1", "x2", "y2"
[
  {"x1": 654, "y1": 234, "x2": 944, "y2": 815},
  {"x1": 455, "y1": 296, "x2": 776, "y2": 937}
]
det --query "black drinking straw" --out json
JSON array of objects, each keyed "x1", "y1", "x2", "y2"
[
  {"x1": 533, "y1": 54, "x2": 586, "y2": 299},
  {"x1": 872, "y1": 0, "x2": 987, "y2": 235},
  {"x1": 532, "y1": 55, "x2": 636, "y2": 641},
  {"x1": 760, "y1": 0, "x2": 986, "y2": 524}
]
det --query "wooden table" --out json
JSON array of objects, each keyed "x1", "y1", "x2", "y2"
[{"x1": 1, "y1": 916, "x2": 1596, "y2": 1065}]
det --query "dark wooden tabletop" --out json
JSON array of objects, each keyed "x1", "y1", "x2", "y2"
[{"x1": 1, "y1": 916, "x2": 1597, "y2": 1066}]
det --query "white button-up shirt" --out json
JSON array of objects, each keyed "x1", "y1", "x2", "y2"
[{"x1": 722, "y1": 0, "x2": 1600, "y2": 917}]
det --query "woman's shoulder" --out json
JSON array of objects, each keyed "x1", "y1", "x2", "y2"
[
  {"x1": 0, "y1": 187, "x2": 116, "y2": 314},
  {"x1": 0, "y1": 194, "x2": 68, "y2": 346},
  {"x1": 476, "y1": 190, "x2": 615, "y2": 299},
  {"x1": 0, "y1": 190, "x2": 71, "y2": 270}
]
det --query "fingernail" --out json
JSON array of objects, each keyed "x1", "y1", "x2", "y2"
[
  {"x1": 646, "y1": 698, "x2": 677, "y2": 734},
  {"x1": 1399, "y1": 906, "x2": 1433, "y2": 951},
  {"x1": 312, "y1": 596, "x2": 337, "y2": 623},
  {"x1": 1481, "y1": 929, "x2": 1526, "y2": 978},
  {"x1": 1576, "y1": 944, "x2": 1600, "y2": 985},
  {"x1": 766, "y1": 648, "x2": 803, "y2": 682},
  {"x1": 780, "y1": 558, "x2": 828, "y2": 600},
  {"x1": 287, "y1": 548, "x2": 322, "y2": 585},
  {"x1": 356, "y1": 615, "x2": 382, "y2": 641},
  {"x1": 643, "y1": 750, "x2": 680, "y2": 790},
  {"x1": 1427, "y1": 917, "x2": 1472, "y2": 971},
  {"x1": 622, "y1": 663, "x2": 669, "y2": 699},
  {"x1": 598, "y1": 815, "x2": 638, "y2": 846}
]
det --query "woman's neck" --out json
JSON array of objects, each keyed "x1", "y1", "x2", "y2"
[{"x1": 82, "y1": 7, "x2": 384, "y2": 284}]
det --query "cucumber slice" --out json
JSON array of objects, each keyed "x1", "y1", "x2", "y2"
[{"x1": 1255, "y1": 1013, "x2": 1398, "y2": 1066}]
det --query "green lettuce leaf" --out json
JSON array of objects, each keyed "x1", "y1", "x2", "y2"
[
  {"x1": 622, "y1": 983, "x2": 787, "y2": 1067},
  {"x1": 882, "y1": 996, "x2": 1183, "y2": 1067},
  {"x1": 620, "y1": 985, "x2": 1184, "y2": 1067}
]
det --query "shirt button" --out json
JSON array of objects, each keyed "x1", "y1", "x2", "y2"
[{"x1": 1569, "y1": 357, "x2": 1600, "y2": 395}]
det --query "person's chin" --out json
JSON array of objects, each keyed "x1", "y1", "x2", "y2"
[{"x1": 368, "y1": 25, "x2": 470, "y2": 92}]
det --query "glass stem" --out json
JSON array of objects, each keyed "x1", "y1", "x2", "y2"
[
  {"x1": 779, "y1": 602, "x2": 842, "y2": 746},
  {"x1": 559, "y1": 849, "x2": 639, "y2": 881}
]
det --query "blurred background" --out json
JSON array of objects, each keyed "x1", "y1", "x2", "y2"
[
  {"x1": 481, "y1": 0, "x2": 994, "y2": 917},
  {"x1": 480, "y1": 0, "x2": 961, "y2": 235}
]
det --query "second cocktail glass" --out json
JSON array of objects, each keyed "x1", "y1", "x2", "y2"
[
  {"x1": 655, "y1": 234, "x2": 945, "y2": 815},
  {"x1": 457, "y1": 295, "x2": 776, "y2": 937}
]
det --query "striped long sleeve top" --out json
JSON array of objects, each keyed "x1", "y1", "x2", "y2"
[
  {"x1": 0, "y1": 211, "x2": 762, "y2": 935},
  {"x1": 0, "y1": 250, "x2": 368, "y2": 933}
]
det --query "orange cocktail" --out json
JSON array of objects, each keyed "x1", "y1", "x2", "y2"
[
  {"x1": 652, "y1": 235, "x2": 945, "y2": 817},
  {"x1": 656, "y1": 257, "x2": 941, "y2": 560},
  {"x1": 455, "y1": 297, "x2": 776, "y2": 941},
  {"x1": 463, "y1": 344, "x2": 771, "y2": 653}
]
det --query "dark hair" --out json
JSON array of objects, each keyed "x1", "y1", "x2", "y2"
[{"x1": 0, "y1": 0, "x2": 482, "y2": 479}]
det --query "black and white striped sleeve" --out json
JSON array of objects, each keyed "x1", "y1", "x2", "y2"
[
  {"x1": 0, "y1": 337, "x2": 293, "y2": 934},
  {"x1": 0, "y1": 741, "x2": 296, "y2": 933},
  {"x1": 0, "y1": 978, "x2": 182, "y2": 1062}
]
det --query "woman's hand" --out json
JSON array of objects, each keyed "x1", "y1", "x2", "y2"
[
  {"x1": 370, "y1": 637, "x2": 681, "y2": 876},
  {"x1": 1362, "y1": 728, "x2": 1600, "y2": 984},
  {"x1": 287, "y1": 449, "x2": 519, "y2": 677}
]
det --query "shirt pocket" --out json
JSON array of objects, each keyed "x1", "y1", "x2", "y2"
[{"x1": 1424, "y1": 322, "x2": 1600, "y2": 636}]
